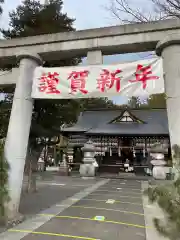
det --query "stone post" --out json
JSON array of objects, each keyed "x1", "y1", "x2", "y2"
[
  {"x1": 156, "y1": 34, "x2": 180, "y2": 177},
  {"x1": 150, "y1": 144, "x2": 166, "y2": 180},
  {"x1": 4, "y1": 52, "x2": 42, "y2": 220},
  {"x1": 87, "y1": 50, "x2": 103, "y2": 65},
  {"x1": 79, "y1": 140, "x2": 96, "y2": 178}
]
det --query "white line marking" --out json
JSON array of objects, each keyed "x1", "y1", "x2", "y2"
[
  {"x1": 40, "y1": 182, "x2": 66, "y2": 186},
  {"x1": 48, "y1": 183, "x2": 66, "y2": 186},
  {"x1": 71, "y1": 198, "x2": 79, "y2": 201},
  {"x1": 106, "y1": 199, "x2": 115, "y2": 204}
]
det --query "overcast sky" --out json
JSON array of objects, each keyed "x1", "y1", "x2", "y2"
[{"x1": 1, "y1": 0, "x2": 151, "y2": 104}]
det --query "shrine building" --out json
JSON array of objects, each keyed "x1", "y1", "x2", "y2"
[{"x1": 61, "y1": 108, "x2": 171, "y2": 174}]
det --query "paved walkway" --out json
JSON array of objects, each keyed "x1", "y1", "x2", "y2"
[
  {"x1": 0, "y1": 178, "x2": 153, "y2": 240},
  {"x1": 20, "y1": 176, "x2": 100, "y2": 216}
]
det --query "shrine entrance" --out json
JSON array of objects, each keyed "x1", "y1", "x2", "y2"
[
  {"x1": 97, "y1": 136, "x2": 149, "y2": 175},
  {"x1": 1, "y1": 19, "x2": 180, "y2": 218},
  {"x1": 120, "y1": 138, "x2": 133, "y2": 164}
]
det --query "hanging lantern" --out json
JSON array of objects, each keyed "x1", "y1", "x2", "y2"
[
  {"x1": 133, "y1": 147, "x2": 136, "y2": 157},
  {"x1": 118, "y1": 146, "x2": 121, "y2": 156},
  {"x1": 110, "y1": 147, "x2": 112, "y2": 156},
  {"x1": 143, "y1": 148, "x2": 146, "y2": 158}
]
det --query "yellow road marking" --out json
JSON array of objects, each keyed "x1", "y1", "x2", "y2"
[
  {"x1": 97, "y1": 189, "x2": 142, "y2": 192},
  {"x1": 117, "y1": 190, "x2": 142, "y2": 195},
  {"x1": 94, "y1": 190, "x2": 142, "y2": 196},
  {"x1": 39, "y1": 214, "x2": 150, "y2": 229},
  {"x1": 101, "y1": 184, "x2": 140, "y2": 187},
  {"x1": 56, "y1": 204, "x2": 144, "y2": 216},
  {"x1": 81, "y1": 198, "x2": 143, "y2": 206},
  {"x1": 8, "y1": 229, "x2": 97, "y2": 240},
  {"x1": 93, "y1": 215, "x2": 105, "y2": 221},
  {"x1": 105, "y1": 185, "x2": 141, "y2": 188},
  {"x1": 90, "y1": 193, "x2": 141, "y2": 199}
]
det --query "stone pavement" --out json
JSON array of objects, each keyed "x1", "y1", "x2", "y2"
[
  {"x1": 0, "y1": 175, "x2": 101, "y2": 233},
  {"x1": 0, "y1": 178, "x2": 158, "y2": 240},
  {"x1": 20, "y1": 175, "x2": 100, "y2": 216}
]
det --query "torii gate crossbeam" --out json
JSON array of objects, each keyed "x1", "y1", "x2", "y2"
[{"x1": 0, "y1": 19, "x2": 180, "y2": 66}]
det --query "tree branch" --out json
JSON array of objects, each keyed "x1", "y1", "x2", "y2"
[{"x1": 107, "y1": 0, "x2": 175, "y2": 24}]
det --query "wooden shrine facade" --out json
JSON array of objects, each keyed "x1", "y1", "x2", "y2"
[{"x1": 61, "y1": 108, "x2": 170, "y2": 173}]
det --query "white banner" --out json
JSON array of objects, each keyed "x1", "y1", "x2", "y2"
[{"x1": 31, "y1": 57, "x2": 164, "y2": 99}]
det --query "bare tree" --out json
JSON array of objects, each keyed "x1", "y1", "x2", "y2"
[
  {"x1": 153, "y1": 0, "x2": 180, "y2": 19},
  {"x1": 108, "y1": 0, "x2": 180, "y2": 24},
  {"x1": 106, "y1": 0, "x2": 180, "y2": 62}
]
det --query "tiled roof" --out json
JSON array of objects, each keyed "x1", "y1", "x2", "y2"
[{"x1": 62, "y1": 108, "x2": 169, "y2": 135}]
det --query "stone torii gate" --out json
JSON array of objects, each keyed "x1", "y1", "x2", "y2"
[{"x1": 0, "y1": 18, "x2": 180, "y2": 219}]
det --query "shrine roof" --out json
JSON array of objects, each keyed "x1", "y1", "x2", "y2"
[{"x1": 62, "y1": 108, "x2": 169, "y2": 136}]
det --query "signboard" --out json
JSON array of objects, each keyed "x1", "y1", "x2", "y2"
[{"x1": 31, "y1": 57, "x2": 164, "y2": 99}]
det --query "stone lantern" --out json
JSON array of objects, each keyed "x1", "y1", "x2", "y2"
[
  {"x1": 150, "y1": 143, "x2": 167, "y2": 180},
  {"x1": 79, "y1": 140, "x2": 96, "y2": 177},
  {"x1": 59, "y1": 153, "x2": 69, "y2": 176}
]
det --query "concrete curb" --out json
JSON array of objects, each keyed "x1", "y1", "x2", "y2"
[{"x1": 141, "y1": 181, "x2": 168, "y2": 240}]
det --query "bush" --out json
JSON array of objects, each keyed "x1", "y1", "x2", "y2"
[
  {"x1": 145, "y1": 144, "x2": 180, "y2": 240},
  {"x1": 0, "y1": 140, "x2": 10, "y2": 222}
]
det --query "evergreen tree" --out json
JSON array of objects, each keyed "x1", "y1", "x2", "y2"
[
  {"x1": 128, "y1": 94, "x2": 166, "y2": 109},
  {"x1": 1, "y1": 0, "x2": 118, "y2": 138},
  {"x1": 0, "y1": 97, "x2": 10, "y2": 138},
  {"x1": 128, "y1": 96, "x2": 141, "y2": 108},
  {"x1": 0, "y1": 0, "x2": 4, "y2": 15},
  {"x1": 147, "y1": 93, "x2": 166, "y2": 109},
  {"x1": 79, "y1": 98, "x2": 118, "y2": 110},
  {"x1": 1, "y1": 0, "x2": 81, "y2": 155}
]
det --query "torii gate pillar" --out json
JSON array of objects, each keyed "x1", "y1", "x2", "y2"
[
  {"x1": 4, "y1": 52, "x2": 42, "y2": 219},
  {"x1": 156, "y1": 34, "x2": 180, "y2": 177}
]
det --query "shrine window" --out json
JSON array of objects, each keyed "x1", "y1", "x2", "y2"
[
  {"x1": 110, "y1": 111, "x2": 138, "y2": 123},
  {"x1": 118, "y1": 116, "x2": 134, "y2": 122}
]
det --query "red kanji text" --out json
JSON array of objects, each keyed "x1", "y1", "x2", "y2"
[
  {"x1": 129, "y1": 64, "x2": 159, "y2": 89},
  {"x1": 38, "y1": 72, "x2": 61, "y2": 94},
  {"x1": 67, "y1": 70, "x2": 89, "y2": 94},
  {"x1": 97, "y1": 69, "x2": 122, "y2": 92}
]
